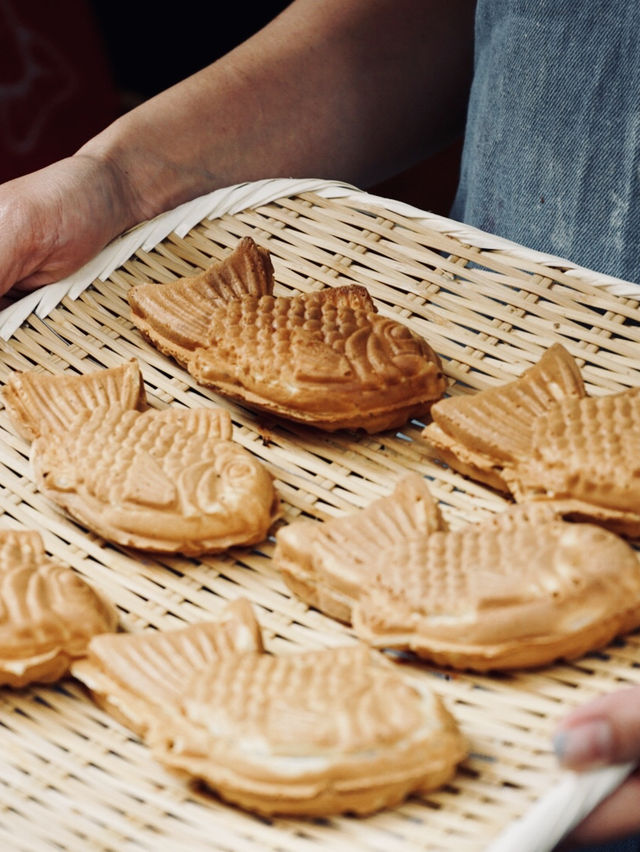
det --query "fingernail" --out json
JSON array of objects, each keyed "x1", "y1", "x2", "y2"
[{"x1": 552, "y1": 720, "x2": 614, "y2": 768}]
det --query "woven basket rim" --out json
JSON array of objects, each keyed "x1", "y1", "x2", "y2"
[{"x1": 1, "y1": 177, "x2": 638, "y2": 342}]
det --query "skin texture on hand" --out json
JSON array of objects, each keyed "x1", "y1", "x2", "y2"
[
  {"x1": 553, "y1": 686, "x2": 640, "y2": 846},
  {"x1": 0, "y1": 153, "x2": 137, "y2": 295}
]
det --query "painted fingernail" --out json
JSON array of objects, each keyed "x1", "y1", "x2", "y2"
[{"x1": 552, "y1": 720, "x2": 614, "y2": 768}]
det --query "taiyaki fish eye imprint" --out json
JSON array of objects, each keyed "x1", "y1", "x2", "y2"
[
  {"x1": 0, "y1": 528, "x2": 118, "y2": 687},
  {"x1": 3, "y1": 362, "x2": 280, "y2": 556},
  {"x1": 149, "y1": 645, "x2": 467, "y2": 817}
]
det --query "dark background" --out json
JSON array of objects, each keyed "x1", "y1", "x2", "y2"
[{"x1": 0, "y1": 0, "x2": 462, "y2": 214}]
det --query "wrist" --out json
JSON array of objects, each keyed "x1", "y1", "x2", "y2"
[{"x1": 77, "y1": 113, "x2": 217, "y2": 229}]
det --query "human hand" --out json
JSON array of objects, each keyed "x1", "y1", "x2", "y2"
[
  {"x1": 0, "y1": 153, "x2": 137, "y2": 296},
  {"x1": 553, "y1": 685, "x2": 640, "y2": 846}
]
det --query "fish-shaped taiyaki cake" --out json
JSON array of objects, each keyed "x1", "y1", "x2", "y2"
[
  {"x1": 510, "y1": 386, "x2": 640, "y2": 537},
  {"x1": 71, "y1": 597, "x2": 263, "y2": 736},
  {"x1": 0, "y1": 529, "x2": 117, "y2": 686},
  {"x1": 188, "y1": 285, "x2": 446, "y2": 431},
  {"x1": 421, "y1": 344, "x2": 585, "y2": 490},
  {"x1": 3, "y1": 361, "x2": 279, "y2": 555},
  {"x1": 128, "y1": 236, "x2": 275, "y2": 367},
  {"x1": 151, "y1": 644, "x2": 467, "y2": 817},
  {"x1": 128, "y1": 239, "x2": 446, "y2": 432},
  {"x1": 273, "y1": 474, "x2": 445, "y2": 622},
  {"x1": 351, "y1": 506, "x2": 640, "y2": 670}
]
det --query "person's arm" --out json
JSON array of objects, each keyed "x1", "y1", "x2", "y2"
[
  {"x1": 0, "y1": 0, "x2": 475, "y2": 294},
  {"x1": 553, "y1": 685, "x2": 640, "y2": 846}
]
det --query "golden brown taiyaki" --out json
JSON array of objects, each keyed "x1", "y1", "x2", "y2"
[
  {"x1": 510, "y1": 386, "x2": 640, "y2": 537},
  {"x1": 351, "y1": 505, "x2": 640, "y2": 671},
  {"x1": 151, "y1": 644, "x2": 467, "y2": 817},
  {"x1": 128, "y1": 239, "x2": 446, "y2": 433},
  {"x1": 71, "y1": 597, "x2": 263, "y2": 736},
  {"x1": 0, "y1": 528, "x2": 117, "y2": 686},
  {"x1": 3, "y1": 361, "x2": 279, "y2": 555},
  {"x1": 188, "y1": 285, "x2": 446, "y2": 432},
  {"x1": 128, "y1": 236, "x2": 275, "y2": 366},
  {"x1": 273, "y1": 474, "x2": 445, "y2": 622},
  {"x1": 421, "y1": 344, "x2": 585, "y2": 490}
]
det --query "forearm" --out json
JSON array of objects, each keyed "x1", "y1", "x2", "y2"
[{"x1": 79, "y1": 0, "x2": 475, "y2": 227}]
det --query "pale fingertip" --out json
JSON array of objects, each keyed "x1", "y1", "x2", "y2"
[{"x1": 553, "y1": 720, "x2": 614, "y2": 769}]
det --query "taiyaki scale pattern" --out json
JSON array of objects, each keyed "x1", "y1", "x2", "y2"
[
  {"x1": 3, "y1": 361, "x2": 279, "y2": 555},
  {"x1": 128, "y1": 238, "x2": 446, "y2": 433},
  {"x1": 71, "y1": 597, "x2": 263, "y2": 737},
  {"x1": 150, "y1": 644, "x2": 467, "y2": 817},
  {"x1": 422, "y1": 342, "x2": 640, "y2": 536},
  {"x1": 273, "y1": 473, "x2": 445, "y2": 623},
  {"x1": 421, "y1": 344, "x2": 586, "y2": 491},
  {"x1": 0, "y1": 528, "x2": 117, "y2": 686},
  {"x1": 351, "y1": 505, "x2": 640, "y2": 671},
  {"x1": 510, "y1": 386, "x2": 640, "y2": 537}
]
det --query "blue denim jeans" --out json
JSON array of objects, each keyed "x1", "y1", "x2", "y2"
[
  {"x1": 562, "y1": 841, "x2": 640, "y2": 852},
  {"x1": 451, "y1": 0, "x2": 640, "y2": 284}
]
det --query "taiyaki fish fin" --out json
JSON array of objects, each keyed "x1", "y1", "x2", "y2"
[
  {"x1": 274, "y1": 473, "x2": 445, "y2": 622},
  {"x1": 422, "y1": 343, "x2": 585, "y2": 490},
  {"x1": 0, "y1": 526, "x2": 45, "y2": 567},
  {"x1": 128, "y1": 236, "x2": 274, "y2": 364},
  {"x1": 71, "y1": 598, "x2": 263, "y2": 736},
  {"x1": 290, "y1": 339, "x2": 353, "y2": 382},
  {"x1": 3, "y1": 359, "x2": 147, "y2": 441},
  {"x1": 149, "y1": 406, "x2": 233, "y2": 441},
  {"x1": 306, "y1": 284, "x2": 376, "y2": 313},
  {"x1": 121, "y1": 452, "x2": 178, "y2": 508}
]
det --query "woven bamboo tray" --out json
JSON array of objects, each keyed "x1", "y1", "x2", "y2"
[{"x1": 1, "y1": 178, "x2": 639, "y2": 852}]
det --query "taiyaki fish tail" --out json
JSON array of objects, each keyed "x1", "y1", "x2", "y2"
[
  {"x1": 71, "y1": 597, "x2": 263, "y2": 737},
  {"x1": 3, "y1": 359, "x2": 147, "y2": 441},
  {"x1": 128, "y1": 236, "x2": 275, "y2": 366},
  {"x1": 274, "y1": 473, "x2": 445, "y2": 623},
  {"x1": 421, "y1": 343, "x2": 586, "y2": 491}
]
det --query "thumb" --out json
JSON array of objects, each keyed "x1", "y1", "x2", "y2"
[{"x1": 553, "y1": 685, "x2": 640, "y2": 769}]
